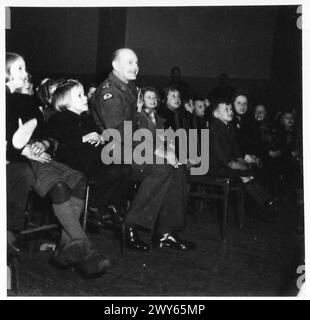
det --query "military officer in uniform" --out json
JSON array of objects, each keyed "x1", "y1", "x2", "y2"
[{"x1": 91, "y1": 48, "x2": 195, "y2": 251}]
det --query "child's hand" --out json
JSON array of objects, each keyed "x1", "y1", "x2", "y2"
[
  {"x1": 136, "y1": 88, "x2": 143, "y2": 112},
  {"x1": 154, "y1": 147, "x2": 178, "y2": 168},
  {"x1": 82, "y1": 132, "x2": 101, "y2": 145},
  {"x1": 22, "y1": 145, "x2": 51, "y2": 163},
  {"x1": 29, "y1": 141, "x2": 46, "y2": 156},
  {"x1": 35, "y1": 152, "x2": 52, "y2": 163},
  {"x1": 166, "y1": 151, "x2": 179, "y2": 168}
]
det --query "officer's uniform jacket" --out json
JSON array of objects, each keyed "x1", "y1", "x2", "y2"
[{"x1": 90, "y1": 72, "x2": 141, "y2": 162}]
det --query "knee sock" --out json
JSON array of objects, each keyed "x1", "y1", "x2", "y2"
[
  {"x1": 58, "y1": 198, "x2": 86, "y2": 247},
  {"x1": 69, "y1": 196, "x2": 85, "y2": 220},
  {"x1": 52, "y1": 200, "x2": 89, "y2": 246}
]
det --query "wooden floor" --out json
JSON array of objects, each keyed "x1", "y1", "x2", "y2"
[{"x1": 8, "y1": 188, "x2": 304, "y2": 297}]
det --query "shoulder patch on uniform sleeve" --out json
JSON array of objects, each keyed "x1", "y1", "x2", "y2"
[
  {"x1": 102, "y1": 82, "x2": 110, "y2": 90},
  {"x1": 102, "y1": 93, "x2": 113, "y2": 100}
]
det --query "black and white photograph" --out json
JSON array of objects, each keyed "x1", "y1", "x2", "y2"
[{"x1": 3, "y1": 0, "x2": 307, "y2": 299}]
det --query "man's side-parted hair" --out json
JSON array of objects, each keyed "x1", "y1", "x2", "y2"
[{"x1": 52, "y1": 79, "x2": 82, "y2": 112}]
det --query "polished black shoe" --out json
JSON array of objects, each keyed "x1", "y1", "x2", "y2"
[
  {"x1": 152, "y1": 233, "x2": 196, "y2": 251},
  {"x1": 126, "y1": 227, "x2": 149, "y2": 251}
]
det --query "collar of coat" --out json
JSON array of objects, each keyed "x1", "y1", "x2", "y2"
[{"x1": 108, "y1": 72, "x2": 136, "y2": 92}]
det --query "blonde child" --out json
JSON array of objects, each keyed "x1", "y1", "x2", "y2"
[
  {"x1": 6, "y1": 53, "x2": 109, "y2": 276},
  {"x1": 48, "y1": 80, "x2": 132, "y2": 214}
]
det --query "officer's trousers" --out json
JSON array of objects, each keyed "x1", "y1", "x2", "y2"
[{"x1": 127, "y1": 163, "x2": 187, "y2": 234}]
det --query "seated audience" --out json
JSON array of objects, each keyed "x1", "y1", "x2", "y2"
[
  {"x1": 6, "y1": 52, "x2": 109, "y2": 276},
  {"x1": 209, "y1": 98, "x2": 279, "y2": 221}
]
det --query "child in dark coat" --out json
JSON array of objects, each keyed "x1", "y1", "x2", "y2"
[
  {"x1": 48, "y1": 80, "x2": 132, "y2": 212},
  {"x1": 232, "y1": 93, "x2": 263, "y2": 162},
  {"x1": 209, "y1": 98, "x2": 279, "y2": 220}
]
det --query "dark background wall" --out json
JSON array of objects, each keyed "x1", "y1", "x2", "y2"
[
  {"x1": 6, "y1": 6, "x2": 302, "y2": 111},
  {"x1": 126, "y1": 7, "x2": 276, "y2": 79},
  {"x1": 6, "y1": 8, "x2": 99, "y2": 78}
]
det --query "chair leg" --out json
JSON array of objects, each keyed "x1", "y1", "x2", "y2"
[
  {"x1": 221, "y1": 184, "x2": 229, "y2": 242},
  {"x1": 13, "y1": 257, "x2": 20, "y2": 294},
  {"x1": 83, "y1": 185, "x2": 90, "y2": 232},
  {"x1": 194, "y1": 186, "x2": 204, "y2": 221},
  {"x1": 8, "y1": 256, "x2": 19, "y2": 295},
  {"x1": 120, "y1": 219, "x2": 126, "y2": 256},
  {"x1": 7, "y1": 265, "x2": 12, "y2": 291},
  {"x1": 237, "y1": 187, "x2": 244, "y2": 229}
]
